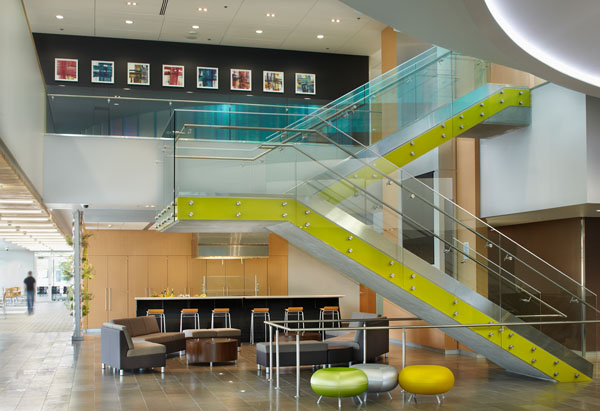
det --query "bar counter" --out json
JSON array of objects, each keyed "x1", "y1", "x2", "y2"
[{"x1": 135, "y1": 295, "x2": 342, "y2": 342}]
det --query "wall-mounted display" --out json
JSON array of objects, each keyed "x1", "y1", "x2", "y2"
[
  {"x1": 55, "y1": 58, "x2": 78, "y2": 82},
  {"x1": 127, "y1": 62, "x2": 150, "y2": 86},
  {"x1": 263, "y1": 71, "x2": 284, "y2": 93},
  {"x1": 163, "y1": 64, "x2": 184, "y2": 87},
  {"x1": 231, "y1": 69, "x2": 252, "y2": 91},
  {"x1": 295, "y1": 73, "x2": 316, "y2": 95},
  {"x1": 91, "y1": 60, "x2": 114, "y2": 84},
  {"x1": 197, "y1": 67, "x2": 218, "y2": 89}
]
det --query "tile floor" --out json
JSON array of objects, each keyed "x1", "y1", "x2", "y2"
[{"x1": 0, "y1": 302, "x2": 598, "y2": 410}]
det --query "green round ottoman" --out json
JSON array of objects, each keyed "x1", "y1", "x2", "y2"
[{"x1": 310, "y1": 367, "x2": 368, "y2": 408}]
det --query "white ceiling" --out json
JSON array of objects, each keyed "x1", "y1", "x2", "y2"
[
  {"x1": 23, "y1": 0, "x2": 386, "y2": 56},
  {"x1": 341, "y1": 0, "x2": 600, "y2": 98}
]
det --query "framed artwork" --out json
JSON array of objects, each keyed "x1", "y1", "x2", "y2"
[
  {"x1": 163, "y1": 64, "x2": 185, "y2": 87},
  {"x1": 55, "y1": 58, "x2": 78, "y2": 82},
  {"x1": 263, "y1": 71, "x2": 284, "y2": 93},
  {"x1": 127, "y1": 62, "x2": 150, "y2": 86},
  {"x1": 295, "y1": 73, "x2": 316, "y2": 95},
  {"x1": 91, "y1": 60, "x2": 114, "y2": 84},
  {"x1": 197, "y1": 67, "x2": 218, "y2": 89},
  {"x1": 230, "y1": 69, "x2": 252, "y2": 91}
]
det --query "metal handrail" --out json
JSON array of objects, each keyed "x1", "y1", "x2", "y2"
[
  {"x1": 172, "y1": 124, "x2": 591, "y2": 316},
  {"x1": 263, "y1": 318, "x2": 599, "y2": 397}
]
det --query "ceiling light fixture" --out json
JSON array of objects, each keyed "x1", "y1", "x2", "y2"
[
  {"x1": 0, "y1": 209, "x2": 43, "y2": 214},
  {"x1": 125, "y1": 20, "x2": 134, "y2": 24},
  {"x1": 192, "y1": 25, "x2": 200, "y2": 29},
  {"x1": 266, "y1": 13, "x2": 275, "y2": 17},
  {"x1": 0, "y1": 200, "x2": 35, "y2": 204},
  {"x1": 127, "y1": 1, "x2": 137, "y2": 5},
  {"x1": 56, "y1": 15, "x2": 64, "y2": 20},
  {"x1": 256, "y1": 29, "x2": 263, "y2": 34},
  {"x1": 198, "y1": 7, "x2": 208, "y2": 12},
  {"x1": 331, "y1": 18, "x2": 340, "y2": 23},
  {"x1": 317, "y1": 34, "x2": 324, "y2": 39},
  {"x1": 0, "y1": 217, "x2": 48, "y2": 221}
]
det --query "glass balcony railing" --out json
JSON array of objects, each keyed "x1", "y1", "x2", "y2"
[{"x1": 45, "y1": 85, "x2": 323, "y2": 138}]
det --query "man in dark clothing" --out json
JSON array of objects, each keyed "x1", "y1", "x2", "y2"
[{"x1": 23, "y1": 271, "x2": 36, "y2": 315}]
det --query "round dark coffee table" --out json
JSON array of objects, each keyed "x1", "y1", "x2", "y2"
[{"x1": 186, "y1": 338, "x2": 238, "y2": 366}]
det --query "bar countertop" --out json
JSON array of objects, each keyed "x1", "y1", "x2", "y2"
[{"x1": 135, "y1": 295, "x2": 344, "y2": 300}]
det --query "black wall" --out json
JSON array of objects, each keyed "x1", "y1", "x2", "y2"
[{"x1": 33, "y1": 34, "x2": 369, "y2": 101}]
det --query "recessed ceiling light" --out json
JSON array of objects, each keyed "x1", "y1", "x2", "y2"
[
  {"x1": 266, "y1": 13, "x2": 275, "y2": 17},
  {"x1": 256, "y1": 29, "x2": 263, "y2": 34},
  {"x1": 198, "y1": 7, "x2": 208, "y2": 12},
  {"x1": 192, "y1": 25, "x2": 200, "y2": 29},
  {"x1": 127, "y1": 1, "x2": 137, "y2": 5},
  {"x1": 108, "y1": 224, "x2": 113, "y2": 228},
  {"x1": 56, "y1": 15, "x2": 64, "y2": 20},
  {"x1": 331, "y1": 18, "x2": 340, "y2": 23},
  {"x1": 317, "y1": 34, "x2": 324, "y2": 39},
  {"x1": 125, "y1": 20, "x2": 134, "y2": 24}
]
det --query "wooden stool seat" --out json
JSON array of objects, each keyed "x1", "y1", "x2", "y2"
[
  {"x1": 286, "y1": 307, "x2": 303, "y2": 312},
  {"x1": 212, "y1": 308, "x2": 230, "y2": 313}
]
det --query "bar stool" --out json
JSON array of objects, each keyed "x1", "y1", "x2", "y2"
[
  {"x1": 319, "y1": 306, "x2": 341, "y2": 338},
  {"x1": 146, "y1": 308, "x2": 166, "y2": 332},
  {"x1": 250, "y1": 308, "x2": 271, "y2": 344},
  {"x1": 211, "y1": 308, "x2": 231, "y2": 328},
  {"x1": 284, "y1": 307, "x2": 304, "y2": 334},
  {"x1": 180, "y1": 308, "x2": 200, "y2": 331}
]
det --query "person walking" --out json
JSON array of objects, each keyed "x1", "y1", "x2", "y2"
[{"x1": 23, "y1": 271, "x2": 36, "y2": 315}]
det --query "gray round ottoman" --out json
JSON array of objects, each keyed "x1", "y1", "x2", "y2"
[{"x1": 351, "y1": 363, "x2": 398, "y2": 401}]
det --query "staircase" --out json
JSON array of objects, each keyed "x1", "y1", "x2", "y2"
[{"x1": 157, "y1": 49, "x2": 596, "y2": 382}]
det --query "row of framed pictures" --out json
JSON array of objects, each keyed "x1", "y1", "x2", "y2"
[{"x1": 54, "y1": 58, "x2": 317, "y2": 94}]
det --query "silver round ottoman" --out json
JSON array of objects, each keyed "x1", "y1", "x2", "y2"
[{"x1": 351, "y1": 363, "x2": 398, "y2": 401}]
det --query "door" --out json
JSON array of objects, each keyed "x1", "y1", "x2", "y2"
[
  {"x1": 107, "y1": 256, "x2": 128, "y2": 320},
  {"x1": 148, "y1": 256, "x2": 167, "y2": 295},
  {"x1": 188, "y1": 258, "x2": 206, "y2": 296},
  {"x1": 128, "y1": 256, "x2": 148, "y2": 316},
  {"x1": 86, "y1": 255, "x2": 107, "y2": 328},
  {"x1": 359, "y1": 284, "x2": 377, "y2": 313},
  {"x1": 168, "y1": 256, "x2": 188, "y2": 295}
]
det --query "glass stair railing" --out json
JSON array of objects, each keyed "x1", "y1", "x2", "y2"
[{"x1": 156, "y1": 124, "x2": 597, "y2": 382}]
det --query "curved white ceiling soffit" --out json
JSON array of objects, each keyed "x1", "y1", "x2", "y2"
[{"x1": 341, "y1": 0, "x2": 600, "y2": 97}]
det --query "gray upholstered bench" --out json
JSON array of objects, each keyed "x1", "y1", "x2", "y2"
[
  {"x1": 101, "y1": 322, "x2": 166, "y2": 375},
  {"x1": 256, "y1": 341, "x2": 328, "y2": 371}
]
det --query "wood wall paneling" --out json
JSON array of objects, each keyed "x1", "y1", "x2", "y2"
[
  {"x1": 86, "y1": 255, "x2": 108, "y2": 328},
  {"x1": 148, "y1": 256, "x2": 167, "y2": 295},
  {"x1": 225, "y1": 259, "x2": 245, "y2": 296},
  {"x1": 269, "y1": 234, "x2": 288, "y2": 256},
  {"x1": 107, "y1": 256, "x2": 129, "y2": 320},
  {"x1": 188, "y1": 258, "x2": 207, "y2": 296},
  {"x1": 244, "y1": 258, "x2": 268, "y2": 296},
  {"x1": 127, "y1": 256, "x2": 148, "y2": 316},
  {"x1": 167, "y1": 256, "x2": 189, "y2": 295},
  {"x1": 268, "y1": 255, "x2": 288, "y2": 296},
  {"x1": 206, "y1": 260, "x2": 226, "y2": 295}
]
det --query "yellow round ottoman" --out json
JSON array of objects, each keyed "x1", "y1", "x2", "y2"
[{"x1": 398, "y1": 365, "x2": 454, "y2": 404}]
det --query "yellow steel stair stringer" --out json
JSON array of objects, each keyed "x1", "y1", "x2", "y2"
[
  {"x1": 318, "y1": 88, "x2": 530, "y2": 205},
  {"x1": 175, "y1": 196, "x2": 590, "y2": 382}
]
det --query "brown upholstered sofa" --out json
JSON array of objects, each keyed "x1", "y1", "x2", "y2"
[{"x1": 112, "y1": 316, "x2": 186, "y2": 354}]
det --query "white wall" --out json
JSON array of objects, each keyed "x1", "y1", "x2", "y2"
[
  {"x1": 287, "y1": 244, "x2": 360, "y2": 316},
  {"x1": 480, "y1": 83, "x2": 588, "y2": 217},
  {"x1": 585, "y1": 95, "x2": 600, "y2": 203},
  {"x1": 0, "y1": 0, "x2": 46, "y2": 192},
  {"x1": 0, "y1": 240, "x2": 34, "y2": 291},
  {"x1": 43, "y1": 134, "x2": 163, "y2": 208}
]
